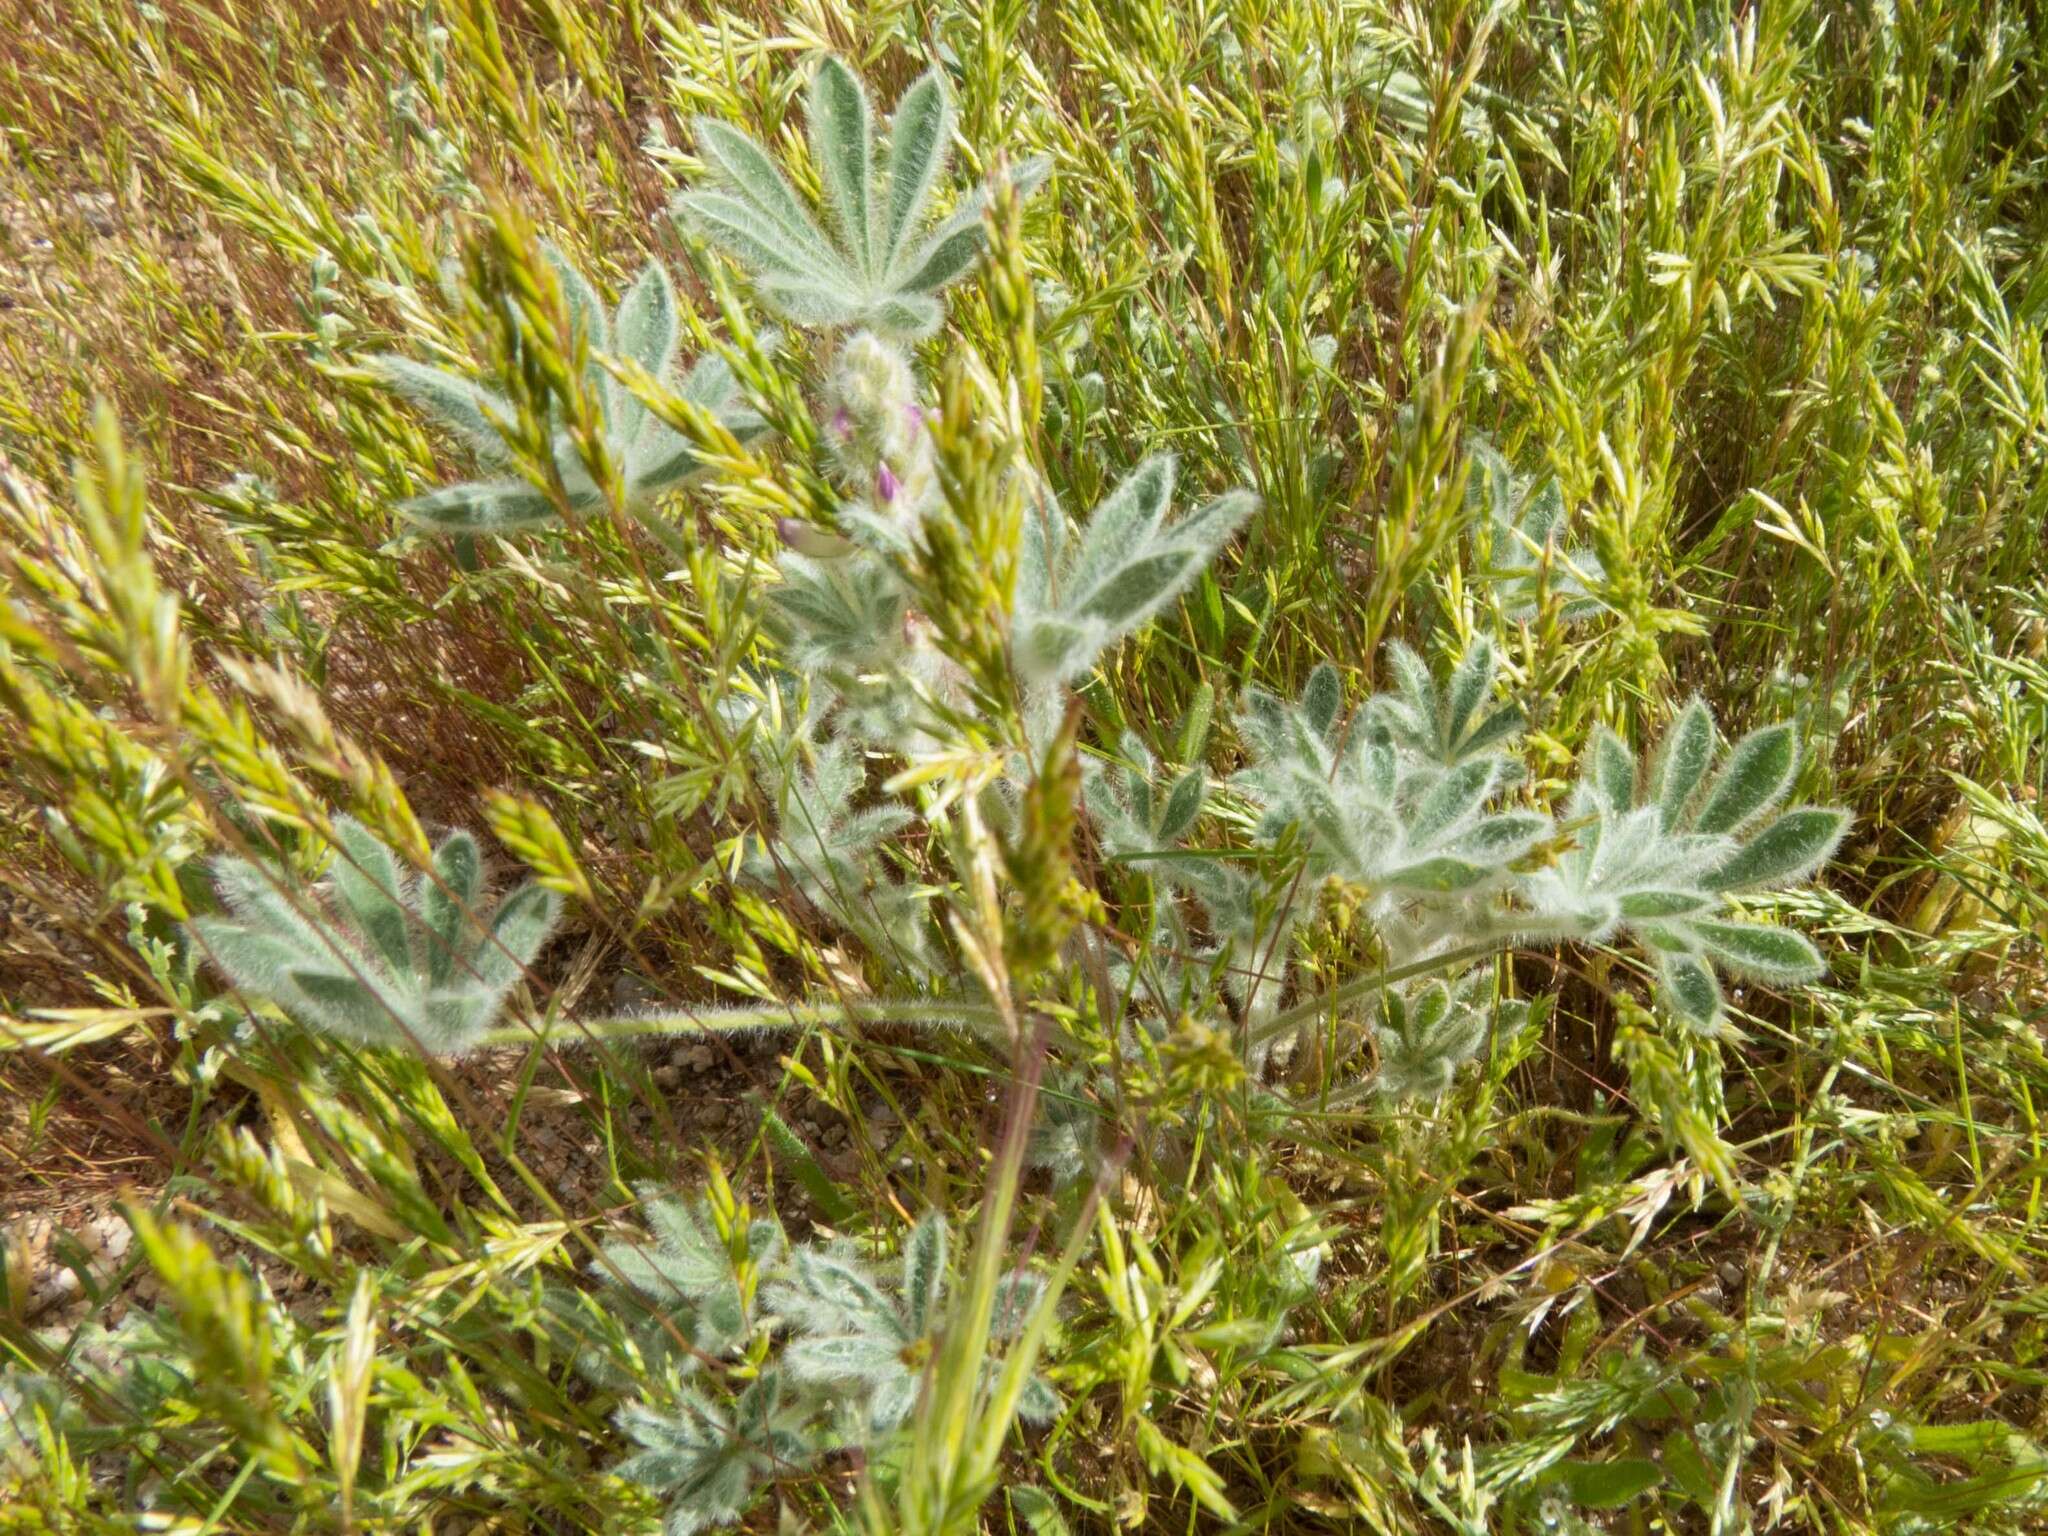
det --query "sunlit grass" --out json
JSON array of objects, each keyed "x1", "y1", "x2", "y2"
[{"x1": 2, "y1": 0, "x2": 2046, "y2": 1531}]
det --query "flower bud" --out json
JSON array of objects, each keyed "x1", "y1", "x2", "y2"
[{"x1": 824, "y1": 331, "x2": 935, "y2": 530}]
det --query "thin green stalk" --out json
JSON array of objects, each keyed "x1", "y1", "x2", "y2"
[
  {"x1": 473, "y1": 999, "x2": 1003, "y2": 1049},
  {"x1": 1250, "y1": 918, "x2": 1589, "y2": 1051}
]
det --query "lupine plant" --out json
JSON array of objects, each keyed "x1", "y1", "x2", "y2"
[
  {"x1": 675, "y1": 59, "x2": 1049, "y2": 339},
  {"x1": 9, "y1": 6, "x2": 2046, "y2": 1530},
  {"x1": 1235, "y1": 647, "x2": 1551, "y2": 908},
  {"x1": 613, "y1": 1373, "x2": 810, "y2": 1536},
  {"x1": 372, "y1": 253, "x2": 765, "y2": 532},
  {"x1": 567, "y1": 1195, "x2": 1053, "y2": 1535},
  {"x1": 1465, "y1": 437, "x2": 1605, "y2": 621},
  {"x1": 741, "y1": 734, "x2": 938, "y2": 979},
  {"x1": 199, "y1": 49, "x2": 1849, "y2": 1127},
  {"x1": 1523, "y1": 699, "x2": 1848, "y2": 1030},
  {"x1": 769, "y1": 1213, "x2": 1056, "y2": 1434},
  {"x1": 189, "y1": 817, "x2": 559, "y2": 1054},
  {"x1": 592, "y1": 1189, "x2": 779, "y2": 1365},
  {"x1": 1369, "y1": 974, "x2": 1520, "y2": 1102},
  {"x1": 151, "y1": 44, "x2": 1860, "y2": 1536},
  {"x1": 1013, "y1": 455, "x2": 1257, "y2": 688}
]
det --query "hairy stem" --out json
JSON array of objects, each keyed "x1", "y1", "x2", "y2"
[
  {"x1": 1250, "y1": 916, "x2": 1590, "y2": 1051},
  {"x1": 474, "y1": 998, "x2": 1002, "y2": 1049}
]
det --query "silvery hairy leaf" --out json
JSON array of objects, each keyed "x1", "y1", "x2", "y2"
[
  {"x1": 1524, "y1": 700, "x2": 1846, "y2": 1031},
  {"x1": 1465, "y1": 436, "x2": 1605, "y2": 622},
  {"x1": 372, "y1": 254, "x2": 765, "y2": 534},
  {"x1": 676, "y1": 57, "x2": 1050, "y2": 340},
  {"x1": 1015, "y1": 454, "x2": 1256, "y2": 685},
  {"x1": 765, "y1": 1213, "x2": 1056, "y2": 1437},
  {"x1": 188, "y1": 817, "x2": 559, "y2": 1055}
]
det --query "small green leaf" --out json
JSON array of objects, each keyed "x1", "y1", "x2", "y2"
[
  {"x1": 809, "y1": 57, "x2": 875, "y2": 273},
  {"x1": 1652, "y1": 698, "x2": 1716, "y2": 830},
  {"x1": 1696, "y1": 721, "x2": 1797, "y2": 833},
  {"x1": 1383, "y1": 855, "x2": 1490, "y2": 892},
  {"x1": 1136, "y1": 1419, "x2": 1237, "y2": 1521},
  {"x1": 1590, "y1": 727, "x2": 1636, "y2": 812},
  {"x1": 675, "y1": 188, "x2": 835, "y2": 288},
  {"x1": 191, "y1": 919, "x2": 302, "y2": 1001},
  {"x1": 1661, "y1": 1429, "x2": 1718, "y2": 1504},
  {"x1": 1461, "y1": 700, "x2": 1525, "y2": 758},
  {"x1": 1027, "y1": 464, "x2": 1254, "y2": 681},
  {"x1": 691, "y1": 118, "x2": 839, "y2": 272},
  {"x1": 1067, "y1": 455, "x2": 1175, "y2": 597},
  {"x1": 1659, "y1": 951, "x2": 1723, "y2": 1028},
  {"x1": 328, "y1": 818, "x2": 412, "y2": 975},
  {"x1": 891, "y1": 208, "x2": 989, "y2": 295},
  {"x1": 1408, "y1": 756, "x2": 1497, "y2": 844},
  {"x1": 540, "y1": 240, "x2": 607, "y2": 353},
  {"x1": 1385, "y1": 642, "x2": 1432, "y2": 718},
  {"x1": 290, "y1": 968, "x2": 388, "y2": 1033},
  {"x1": 421, "y1": 832, "x2": 483, "y2": 987},
  {"x1": 1705, "y1": 807, "x2": 1848, "y2": 890},
  {"x1": 1158, "y1": 769, "x2": 1206, "y2": 841},
  {"x1": 1301, "y1": 662, "x2": 1342, "y2": 739},
  {"x1": 883, "y1": 69, "x2": 953, "y2": 260},
  {"x1": 369, "y1": 357, "x2": 511, "y2": 462},
  {"x1": 759, "y1": 1107, "x2": 856, "y2": 1225},
  {"x1": 901, "y1": 1213, "x2": 948, "y2": 1336},
  {"x1": 1691, "y1": 919, "x2": 1826, "y2": 983},
  {"x1": 1176, "y1": 682, "x2": 1215, "y2": 763},
  {"x1": 1010, "y1": 1486, "x2": 1072, "y2": 1536},
  {"x1": 1444, "y1": 638, "x2": 1494, "y2": 746},
  {"x1": 612, "y1": 262, "x2": 679, "y2": 386},
  {"x1": 1617, "y1": 889, "x2": 1714, "y2": 919},
  {"x1": 472, "y1": 883, "x2": 559, "y2": 993},
  {"x1": 1446, "y1": 811, "x2": 1548, "y2": 864},
  {"x1": 397, "y1": 480, "x2": 559, "y2": 533}
]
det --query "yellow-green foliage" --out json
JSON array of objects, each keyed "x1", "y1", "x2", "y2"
[{"x1": 3, "y1": 2, "x2": 2047, "y2": 1533}]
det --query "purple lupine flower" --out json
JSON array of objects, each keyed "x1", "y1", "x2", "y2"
[
  {"x1": 831, "y1": 407, "x2": 853, "y2": 440},
  {"x1": 877, "y1": 463, "x2": 901, "y2": 504}
]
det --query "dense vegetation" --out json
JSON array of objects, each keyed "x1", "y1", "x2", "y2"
[{"x1": 3, "y1": 0, "x2": 2046, "y2": 1530}]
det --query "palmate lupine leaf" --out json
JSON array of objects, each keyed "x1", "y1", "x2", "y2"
[
  {"x1": 1080, "y1": 728, "x2": 1293, "y2": 1062},
  {"x1": 1235, "y1": 651, "x2": 1550, "y2": 897},
  {"x1": 1465, "y1": 437, "x2": 1605, "y2": 622},
  {"x1": 676, "y1": 57, "x2": 1050, "y2": 339},
  {"x1": 372, "y1": 254, "x2": 765, "y2": 534},
  {"x1": 613, "y1": 1371, "x2": 811, "y2": 1536},
  {"x1": 1523, "y1": 699, "x2": 1850, "y2": 1031},
  {"x1": 740, "y1": 737, "x2": 937, "y2": 978},
  {"x1": 1084, "y1": 729, "x2": 1263, "y2": 971},
  {"x1": 1015, "y1": 454, "x2": 1257, "y2": 685},
  {"x1": 766, "y1": 549, "x2": 912, "y2": 677},
  {"x1": 1230, "y1": 646, "x2": 1548, "y2": 1075},
  {"x1": 595, "y1": 1190, "x2": 783, "y2": 1363},
  {"x1": 765, "y1": 1214, "x2": 1057, "y2": 1435},
  {"x1": 1371, "y1": 638, "x2": 1528, "y2": 773},
  {"x1": 188, "y1": 817, "x2": 559, "y2": 1055},
  {"x1": 1371, "y1": 971, "x2": 1519, "y2": 1101},
  {"x1": 1086, "y1": 732, "x2": 1218, "y2": 890}
]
